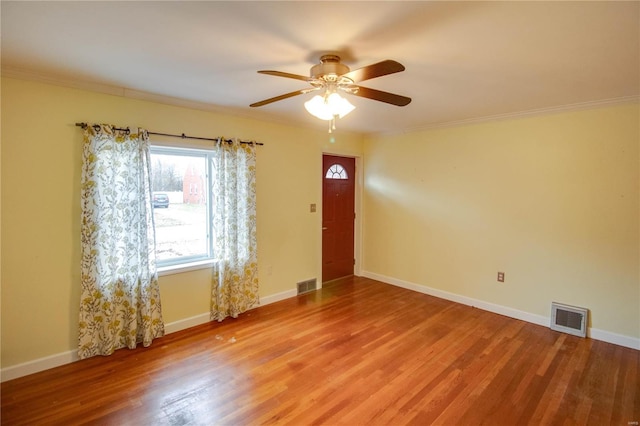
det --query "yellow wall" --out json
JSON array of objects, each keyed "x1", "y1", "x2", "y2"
[
  {"x1": 1, "y1": 77, "x2": 363, "y2": 367},
  {"x1": 363, "y1": 104, "x2": 639, "y2": 340},
  {"x1": 2, "y1": 76, "x2": 638, "y2": 369}
]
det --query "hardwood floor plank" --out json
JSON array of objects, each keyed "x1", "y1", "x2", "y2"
[{"x1": 2, "y1": 276, "x2": 638, "y2": 425}]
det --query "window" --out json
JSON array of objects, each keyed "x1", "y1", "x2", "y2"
[
  {"x1": 325, "y1": 163, "x2": 348, "y2": 180},
  {"x1": 151, "y1": 146, "x2": 211, "y2": 267}
]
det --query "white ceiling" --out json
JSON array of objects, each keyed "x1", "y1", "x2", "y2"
[{"x1": 2, "y1": 1, "x2": 639, "y2": 134}]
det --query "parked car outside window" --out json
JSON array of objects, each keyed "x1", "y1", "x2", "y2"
[{"x1": 153, "y1": 193, "x2": 170, "y2": 208}]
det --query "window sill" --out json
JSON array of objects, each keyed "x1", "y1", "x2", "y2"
[{"x1": 157, "y1": 259, "x2": 214, "y2": 276}]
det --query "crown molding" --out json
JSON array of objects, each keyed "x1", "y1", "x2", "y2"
[
  {"x1": 379, "y1": 95, "x2": 640, "y2": 137},
  {"x1": 0, "y1": 66, "x2": 327, "y2": 134},
  {"x1": 3, "y1": 66, "x2": 637, "y2": 137},
  {"x1": 2, "y1": 66, "x2": 127, "y2": 97}
]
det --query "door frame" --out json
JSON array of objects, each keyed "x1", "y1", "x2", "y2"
[{"x1": 318, "y1": 152, "x2": 362, "y2": 289}]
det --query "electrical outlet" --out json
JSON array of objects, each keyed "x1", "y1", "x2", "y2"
[{"x1": 497, "y1": 272, "x2": 505, "y2": 282}]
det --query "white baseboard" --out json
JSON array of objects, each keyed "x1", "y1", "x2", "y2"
[
  {"x1": 260, "y1": 288, "x2": 298, "y2": 306},
  {"x1": 361, "y1": 271, "x2": 549, "y2": 326},
  {"x1": 163, "y1": 313, "x2": 211, "y2": 334},
  {"x1": 1, "y1": 288, "x2": 300, "y2": 382},
  {"x1": 5, "y1": 278, "x2": 635, "y2": 383},
  {"x1": 589, "y1": 328, "x2": 640, "y2": 350},
  {"x1": 362, "y1": 271, "x2": 640, "y2": 351},
  {"x1": 1, "y1": 350, "x2": 80, "y2": 383}
]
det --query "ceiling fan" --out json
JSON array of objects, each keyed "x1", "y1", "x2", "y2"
[{"x1": 250, "y1": 54, "x2": 411, "y2": 132}]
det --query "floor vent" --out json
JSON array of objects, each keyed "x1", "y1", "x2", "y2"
[
  {"x1": 550, "y1": 302, "x2": 588, "y2": 338},
  {"x1": 297, "y1": 279, "x2": 317, "y2": 295}
]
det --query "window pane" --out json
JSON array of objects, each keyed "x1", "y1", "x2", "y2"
[
  {"x1": 325, "y1": 164, "x2": 348, "y2": 179},
  {"x1": 151, "y1": 152, "x2": 208, "y2": 263}
]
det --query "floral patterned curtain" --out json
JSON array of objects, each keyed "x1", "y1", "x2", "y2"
[
  {"x1": 211, "y1": 139, "x2": 259, "y2": 321},
  {"x1": 79, "y1": 124, "x2": 164, "y2": 359}
]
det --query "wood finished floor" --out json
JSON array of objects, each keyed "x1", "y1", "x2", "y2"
[{"x1": 2, "y1": 276, "x2": 638, "y2": 425}]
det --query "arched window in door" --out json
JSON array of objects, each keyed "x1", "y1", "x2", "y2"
[{"x1": 325, "y1": 164, "x2": 348, "y2": 180}]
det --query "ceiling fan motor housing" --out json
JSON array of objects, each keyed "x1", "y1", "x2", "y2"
[{"x1": 310, "y1": 55, "x2": 350, "y2": 80}]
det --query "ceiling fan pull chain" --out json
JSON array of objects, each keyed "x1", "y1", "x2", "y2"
[{"x1": 328, "y1": 116, "x2": 338, "y2": 133}]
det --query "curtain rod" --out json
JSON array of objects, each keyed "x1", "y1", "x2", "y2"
[{"x1": 75, "y1": 123, "x2": 264, "y2": 146}]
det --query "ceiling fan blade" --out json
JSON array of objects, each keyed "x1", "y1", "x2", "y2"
[
  {"x1": 351, "y1": 86, "x2": 412, "y2": 106},
  {"x1": 250, "y1": 88, "x2": 317, "y2": 107},
  {"x1": 257, "y1": 70, "x2": 311, "y2": 82},
  {"x1": 341, "y1": 60, "x2": 405, "y2": 83}
]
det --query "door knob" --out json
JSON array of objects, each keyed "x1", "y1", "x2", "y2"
[{"x1": 322, "y1": 227, "x2": 328, "y2": 230}]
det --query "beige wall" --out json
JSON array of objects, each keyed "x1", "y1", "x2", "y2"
[
  {"x1": 0, "y1": 77, "x2": 363, "y2": 367},
  {"x1": 2, "y1": 76, "x2": 638, "y2": 370},
  {"x1": 363, "y1": 104, "x2": 639, "y2": 340}
]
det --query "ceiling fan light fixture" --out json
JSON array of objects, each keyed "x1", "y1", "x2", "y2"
[
  {"x1": 252, "y1": 55, "x2": 410, "y2": 132},
  {"x1": 304, "y1": 91, "x2": 355, "y2": 121}
]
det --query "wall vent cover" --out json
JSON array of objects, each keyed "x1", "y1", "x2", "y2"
[
  {"x1": 297, "y1": 278, "x2": 317, "y2": 295},
  {"x1": 550, "y1": 302, "x2": 588, "y2": 338}
]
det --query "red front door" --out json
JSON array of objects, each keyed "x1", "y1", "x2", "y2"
[{"x1": 322, "y1": 155, "x2": 355, "y2": 282}]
